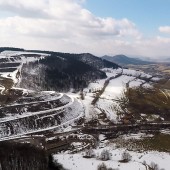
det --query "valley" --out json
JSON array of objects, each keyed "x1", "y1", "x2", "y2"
[{"x1": 0, "y1": 49, "x2": 170, "y2": 170}]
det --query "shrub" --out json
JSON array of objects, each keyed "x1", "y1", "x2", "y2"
[
  {"x1": 97, "y1": 163, "x2": 119, "y2": 170},
  {"x1": 97, "y1": 163, "x2": 107, "y2": 170},
  {"x1": 150, "y1": 162, "x2": 159, "y2": 170},
  {"x1": 149, "y1": 162, "x2": 165, "y2": 170},
  {"x1": 120, "y1": 151, "x2": 132, "y2": 163},
  {"x1": 83, "y1": 148, "x2": 95, "y2": 158},
  {"x1": 99, "y1": 150, "x2": 111, "y2": 161},
  {"x1": 143, "y1": 161, "x2": 165, "y2": 170}
]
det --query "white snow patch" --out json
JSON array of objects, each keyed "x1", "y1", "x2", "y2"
[
  {"x1": 1, "y1": 50, "x2": 49, "y2": 57},
  {"x1": 54, "y1": 148, "x2": 170, "y2": 170}
]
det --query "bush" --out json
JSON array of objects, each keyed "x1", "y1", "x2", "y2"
[
  {"x1": 97, "y1": 163, "x2": 107, "y2": 170},
  {"x1": 143, "y1": 161, "x2": 165, "y2": 170},
  {"x1": 83, "y1": 148, "x2": 95, "y2": 158},
  {"x1": 150, "y1": 162, "x2": 165, "y2": 170},
  {"x1": 150, "y1": 162, "x2": 159, "y2": 170},
  {"x1": 99, "y1": 150, "x2": 111, "y2": 161},
  {"x1": 120, "y1": 151, "x2": 132, "y2": 163},
  {"x1": 97, "y1": 163, "x2": 119, "y2": 170}
]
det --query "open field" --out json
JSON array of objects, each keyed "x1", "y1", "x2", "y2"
[
  {"x1": 111, "y1": 132, "x2": 170, "y2": 152},
  {"x1": 128, "y1": 63, "x2": 170, "y2": 78}
]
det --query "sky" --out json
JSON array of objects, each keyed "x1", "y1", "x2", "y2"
[{"x1": 0, "y1": 0, "x2": 170, "y2": 59}]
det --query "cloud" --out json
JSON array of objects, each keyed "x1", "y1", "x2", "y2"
[
  {"x1": 0, "y1": 0, "x2": 50, "y2": 18},
  {"x1": 0, "y1": 0, "x2": 140, "y2": 39},
  {"x1": 0, "y1": 0, "x2": 169, "y2": 58},
  {"x1": 159, "y1": 26, "x2": 170, "y2": 34}
]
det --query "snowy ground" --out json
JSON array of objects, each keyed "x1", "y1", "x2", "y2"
[
  {"x1": 81, "y1": 67, "x2": 156, "y2": 123},
  {"x1": 0, "y1": 52, "x2": 169, "y2": 169},
  {"x1": 53, "y1": 66, "x2": 169, "y2": 170},
  {"x1": 101, "y1": 68, "x2": 153, "y2": 101},
  {"x1": 101, "y1": 75, "x2": 133, "y2": 100},
  {"x1": 54, "y1": 148, "x2": 170, "y2": 170}
]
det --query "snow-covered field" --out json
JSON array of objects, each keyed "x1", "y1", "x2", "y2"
[
  {"x1": 54, "y1": 148, "x2": 170, "y2": 170},
  {"x1": 0, "y1": 51, "x2": 169, "y2": 170},
  {"x1": 101, "y1": 75, "x2": 133, "y2": 100},
  {"x1": 54, "y1": 133, "x2": 170, "y2": 169},
  {"x1": 85, "y1": 68, "x2": 122, "y2": 93},
  {"x1": 53, "y1": 68, "x2": 169, "y2": 170},
  {"x1": 101, "y1": 68, "x2": 153, "y2": 100},
  {"x1": 82, "y1": 67, "x2": 157, "y2": 123}
]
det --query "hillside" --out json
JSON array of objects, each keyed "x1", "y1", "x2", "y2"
[
  {"x1": 0, "y1": 49, "x2": 170, "y2": 170},
  {"x1": 75, "y1": 53, "x2": 119, "y2": 69},
  {"x1": 20, "y1": 53, "x2": 119, "y2": 92},
  {"x1": 102, "y1": 55, "x2": 153, "y2": 66},
  {"x1": 0, "y1": 49, "x2": 119, "y2": 92}
]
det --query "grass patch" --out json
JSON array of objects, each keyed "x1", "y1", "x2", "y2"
[
  {"x1": 116, "y1": 86, "x2": 170, "y2": 121},
  {"x1": 0, "y1": 76, "x2": 14, "y2": 92},
  {"x1": 138, "y1": 133, "x2": 170, "y2": 152},
  {"x1": 112, "y1": 133, "x2": 170, "y2": 152}
]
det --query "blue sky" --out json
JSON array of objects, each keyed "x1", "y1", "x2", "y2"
[
  {"x1": 84, "y1": 0, "x2": 170, "y2": 37},
  {"x1": 0, "y1": 0, "x2": 170, "y2": 58}
]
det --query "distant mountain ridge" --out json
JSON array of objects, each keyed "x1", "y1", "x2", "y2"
[
  {"x1": 102, "y1": 54, "x2": 153, "y2": 65},
  {"x1": 165, "y1": 57, "x2": 170, "y2": 62}
]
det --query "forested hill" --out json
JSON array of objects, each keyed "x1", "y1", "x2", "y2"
[
  {"x1": 7, "y1": 49, "x2": 120, "y2": 92},
  {"x1": 72, "y1": 53, "x2": 119, "y2": 69},
  {"x1": 0, "y1": 47, "x2": 119, "y2": 69},
  {"x1": 0, "y1": 47, "x2": 24, "y2": 53},
  {"x1": 27, "y1": 51, "x2": 120, "y2": 69}
]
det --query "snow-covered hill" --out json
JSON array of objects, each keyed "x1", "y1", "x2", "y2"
[
  {"x1": 81, "y1": 67, "x2": 159, "y2": 123},
  {"x1": 0, "y1": 89, "x2": 84, "y2": 141},
  {"x1": 0, "y1": 51, "x2": 85, "y2": 141},
  {"x1": 0, "y1": 49, "x2": 169, "y2": 170},
  {"x1": 0, "y1": 50, "x2": 49, "y2": 93}
]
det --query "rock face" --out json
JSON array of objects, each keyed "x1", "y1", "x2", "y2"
[{"x1": 0, "y1": 90, "x2": 84, "y2": 139}]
